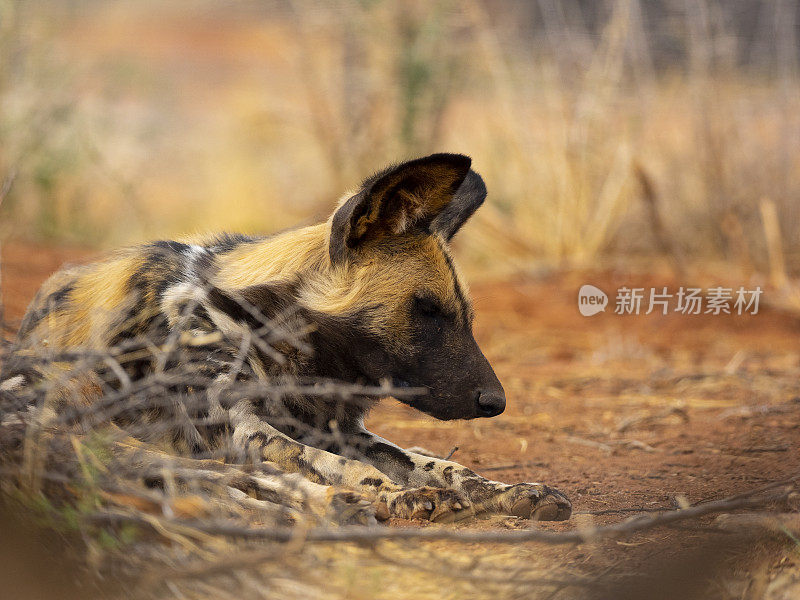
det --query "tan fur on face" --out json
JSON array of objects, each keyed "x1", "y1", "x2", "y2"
[{"x1": 303, "y1": 235, "x2": 469, "y2": 340}]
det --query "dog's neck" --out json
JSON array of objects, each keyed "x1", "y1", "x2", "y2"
[{"x1": 212, "y1": 223, "x2": 330, "y2": 290}]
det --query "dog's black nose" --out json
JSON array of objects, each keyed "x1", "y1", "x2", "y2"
[{"x1": 476, "y1": 391, "x2": 506, "y2": 417}]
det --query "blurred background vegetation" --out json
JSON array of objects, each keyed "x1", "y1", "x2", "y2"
[{"x1": 0, "y1": 0, "x2": 798, "y2": 276}]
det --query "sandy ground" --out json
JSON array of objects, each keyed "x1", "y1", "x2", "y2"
[{"x1": 2, "y1": 240, "x2": 799, "y2": 598}]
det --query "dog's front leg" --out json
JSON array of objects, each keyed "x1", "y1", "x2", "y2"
[
  {"x1": 352, "y1": 430, "x2": 572, "y2": 521},
  {"x1": 230, "y1": 409, "x2": 471, "y2": 522}
]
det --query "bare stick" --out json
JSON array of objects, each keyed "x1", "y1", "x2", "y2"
[
  {"x1": 760, "y1": 197, "x2": 789, "y2": 290},
  {"x1": 89, "y1": 482, "x2": 795, "y2": 546},
  {"x1": 444, "y1": 445, "x2": 459, "y2": 460},
  {"x1": 634, "y1": 162, "x2": 688, "y2": 280},
  {"x1": 0, "y1": 170, "x2": 12, "y2": 329}
]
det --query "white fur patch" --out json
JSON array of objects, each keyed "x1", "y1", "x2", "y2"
[
  {"x1": 184, "y1": 244, "x2": 208, "y2": 263},
  {"x1": 0, "y1": 375, "x2": 25, "y2": 392},
  {"x1": 160, "y1": 282, "x2": 207, "y2": 323}
]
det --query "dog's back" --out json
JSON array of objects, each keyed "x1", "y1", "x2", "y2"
[{"x1": 18, "y1": 235, "x2": 250, "y2": 350}]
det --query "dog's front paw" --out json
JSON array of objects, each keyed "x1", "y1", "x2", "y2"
[
  {"x1": 497, "y1": 483, "x2": 572, "y2": 521},
  {"x1": 382, "y1": 487, "x2": 472, "y2": 523}
]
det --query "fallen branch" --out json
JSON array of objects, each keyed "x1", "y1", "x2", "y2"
[
  {"x1": 89, "y1": 480, "x2": 797, "y2": 546},
  {"x1": 616, "y1": 406, "x2": 689, "y2": 433},
  {"x1": 714, "y1": 511, "x2": 800, "y2": 535}
]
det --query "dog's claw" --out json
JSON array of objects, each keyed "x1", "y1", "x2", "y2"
[
  {"x1": 329, "y1": 490, "x2": 379, "y2": 525},
  {"x1": 502, "y1": 483, "x2": 572, "y2": 521},
  {"x1": 384, "y1": 487, "x2": 472, "y2": 522},
  {"x1": 530, "y1": 502, "x2": 562, "y2": 521}
]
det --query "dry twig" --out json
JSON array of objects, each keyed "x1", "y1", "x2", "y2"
[{"x1": 88, "y1": 478, "x2": 797, "y2": 546}]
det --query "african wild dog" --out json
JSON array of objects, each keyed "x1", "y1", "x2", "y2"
[{"x1": 6, "y1": 153, "x2": 571, "y2": 523}]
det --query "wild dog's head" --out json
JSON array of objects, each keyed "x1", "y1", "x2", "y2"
[{"x1": 312, "y1": 153, "x2": 505, "y2": 421}]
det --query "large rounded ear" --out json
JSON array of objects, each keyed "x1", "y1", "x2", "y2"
[
  {"x1": 429, "y1": 169, "x2": 487, "y2": 242},
  {"x1": 329, "y1": 153, "x2": 485, "y2": 264}
]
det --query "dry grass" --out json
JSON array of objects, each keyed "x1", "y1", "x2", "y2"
[
  {"x1": 0, "y1": 0, "x2": 798, "y2": 277},
  {"x1": 1, "y1": 323, "x2": 798, "y2": 600}
]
